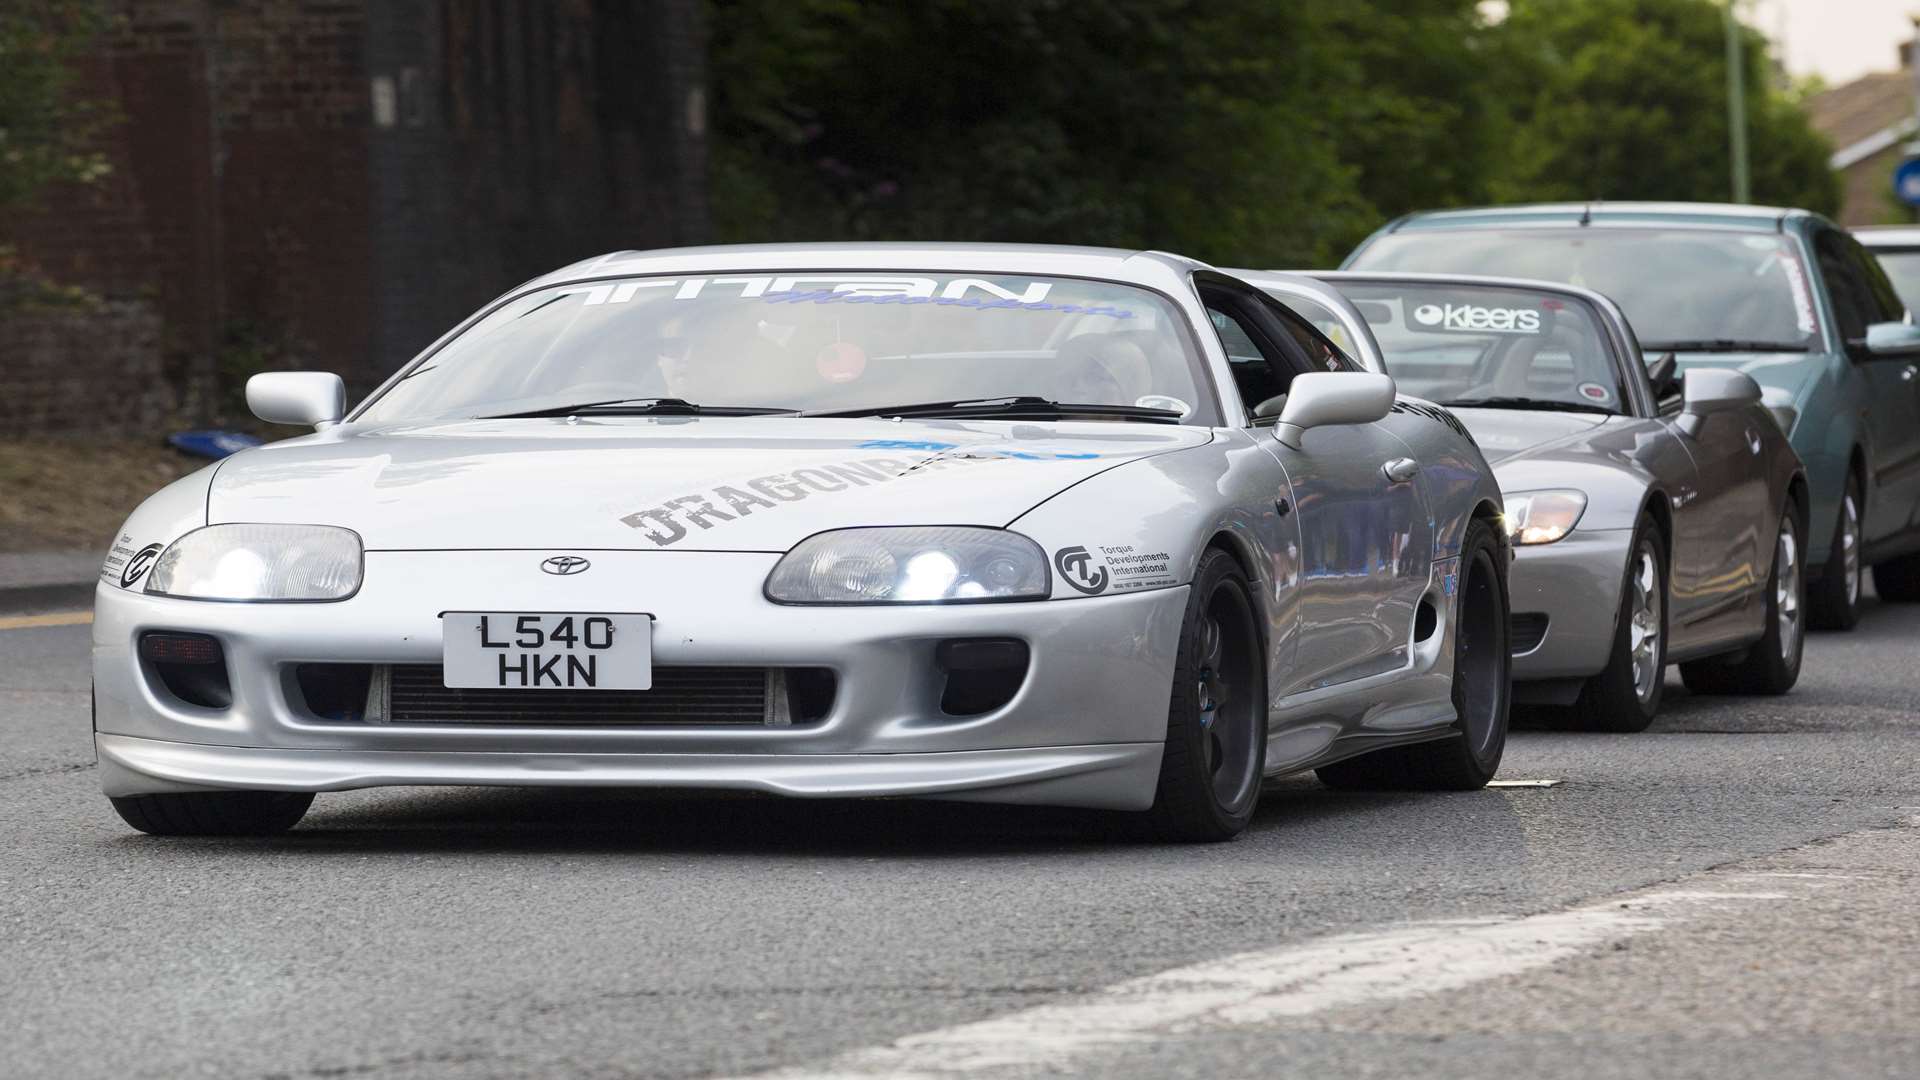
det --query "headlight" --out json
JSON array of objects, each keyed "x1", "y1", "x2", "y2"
[
  {"x1": 1502, "y1": 490, "x2": 1587, "y2": 546},
  {"x1": 766, "y1": 526, "x2": 1049, "y2": 604},
  {"x1": 145, "y1": 524, "x2": 363, "y2": 601}
]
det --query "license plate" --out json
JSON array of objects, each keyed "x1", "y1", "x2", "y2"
[{"x1": 441, "y1": 612, "x2": 652, "y2": 690}]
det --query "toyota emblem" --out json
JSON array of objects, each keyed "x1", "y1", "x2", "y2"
[{"x1": 540, "y1": 555, "x2": 591, "y2": 576}]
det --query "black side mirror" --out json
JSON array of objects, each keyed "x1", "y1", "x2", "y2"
[{"x1": 1645, "y1": 352, "x2": 1678, "y2": 399}]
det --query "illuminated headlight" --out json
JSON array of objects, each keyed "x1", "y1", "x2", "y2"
[
  {"x1": 145, "y1": 524, "x2": 363, "y2": 601},
  {"x1": 766, "y1": 526, "x2": 1049, "y2": 604},
  {"x1": 1502, "y1": 490, "x2": 1588, "y2": 546}
]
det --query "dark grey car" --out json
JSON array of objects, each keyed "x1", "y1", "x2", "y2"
[{"x1": 1260, "y1": 272, "x2": 1808, "y2": 731}]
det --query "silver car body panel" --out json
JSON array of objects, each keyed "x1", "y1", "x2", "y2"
[
  {"x1": 96, "y1": 244, "x2": 1502, "y2": 808},
  {"x1": 1294, "y1": 271, "x2": 1806, "y2": 684}
]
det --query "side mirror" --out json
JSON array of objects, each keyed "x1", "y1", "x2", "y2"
[
  {"x1": 1859, "y1": 321, "x2": 1920, "y2": 359},
  {"x1": 1271, "y1": 371, "x2": 1396, "y2": 449},
  {"x1": 1674, "y1": 367, "x2": 1760, "y2": 438},
  {"x1": 1644, "y1": 351, "x2": 1678, "y2": 399},
  {"x1": 247, "y1": 372, "x2": 346, "y2": 429}
]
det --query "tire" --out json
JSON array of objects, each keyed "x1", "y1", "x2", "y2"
[
  {"x1": 1569, "y1": 519, "x2": 1667, "y2": 733},
  {"x1": 1808, "y1": 473, "x2": 1862, "y2": 630},
  {"x1": 1679, "y1": 502, "x2": 1805, "y2": 696},
  {"x1": 1872, "y1": 550, "x2": 1920, "y2": 602},
  {"x1": 1142, "y1": 547, "x2": 1267, "y2": 842},
  {"x1": 1317, "y1": 517, "x2": 1509, "y2": 790},
  {"x1": 109, "y1": 791, "x2": 314, "y2": 836}
]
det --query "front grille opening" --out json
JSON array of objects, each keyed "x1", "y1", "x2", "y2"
[
  {"x1": 291, "y1": 663, "x2": 834, "y2": 727},
  {"x1": 140, "y1": 632, "x2": 232, "y2": 709},
  {"x1": 294, "y1": 663, "x2": 372, "y2": 722},
  {"x1": 937, "y1": 638, "x2": 1030, "y2": 716},
  {"x1": 1511, "y1": 613, "x2": 1549, "y2": 655}
]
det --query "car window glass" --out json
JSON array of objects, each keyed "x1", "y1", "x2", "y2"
[
  {"x1": 1265, "y1": 294, "x2": 1362, "y2": 368},
  {"x1": 357, "y1": 273, "x2": 1214, "y2": 423},
  {"x1": 1817, "y1": 231, "x2": 1872, "y2": 341},
  {"x1": 1203, "y1": 297, "x2": 1289, "y2": 416},
  {"x1": 1869, "y1": 249, "x2": 1920, "y2": 313},
  {"x1": 1353, "y1": 228, "x2": 1821, "y2": 350},
  {"x1": 1848, "y1": 237, "x2": 1907, "y2": 323},
  {"x1": 1324, "y1": 281, "x2": 1626, "y2": 413},
  {"x1": 1264, "y1": 296, "x2": 1355, "y2": 373}
]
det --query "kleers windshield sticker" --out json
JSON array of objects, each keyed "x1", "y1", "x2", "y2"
[
  {"x1": 1778, "y1": 257, "x2": 1817, "y2": 335},
  {"x1": 1411, "y1": 302, "x2": 1542, "y2": 334}
]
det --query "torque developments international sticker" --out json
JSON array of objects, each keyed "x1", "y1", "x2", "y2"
[
  {"x1": 1577, "y1": 381, "x2": 1613, "y2": 403},
  {"x1": 1053, "y1": 546, "x2": 1110, "y2": 594},
  {"x1": 1095, "y1": 543, "x2": 1177, "y2": 591},
  {"x1": 100, "y1": 533, "x2": 137, "y2": 583},
  {"x1": 1410, "y1": 301, "x2": 1542, "y2": 334},
  {"x1": 119, "y1": 543, "x2": 163, "y2": 588}
]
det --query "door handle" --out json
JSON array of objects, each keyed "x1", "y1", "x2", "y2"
[{"x1": 1382, "y1": 457, "x2": 1419, "y2": 484}]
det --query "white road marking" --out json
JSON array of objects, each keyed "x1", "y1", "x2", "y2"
[
  {"x1": 1486, "y1": 778, "x2": 1563, "y2": 788},
  {"x1": 746, "y1": 870, "x2": 1853, "y2": 1079}
]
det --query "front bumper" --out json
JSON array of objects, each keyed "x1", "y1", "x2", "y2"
[
  {"x1": 93, "y1": 550, "x2": 1189, "y2": 810},
  {"x1": 1507, "y1": 527, "x2": 1633, "y2": 681}
]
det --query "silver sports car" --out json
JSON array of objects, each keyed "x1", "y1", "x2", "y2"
[
  {"x1": 94, "y1": 244, "x2": 1508, "y2": 841},
  {"x1": 1258, "y1": 271, "x2": 1808, "y2": 731}
]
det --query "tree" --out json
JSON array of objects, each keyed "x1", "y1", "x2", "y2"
[
  {"x1": 0, "y1": 1, "x2": 109, "y2": 213},
  {"x1": 1489, "y1": 0, "x2": 1839, "y2": 213},
  {"x1": 709, "y1": 0, "x2": 1375, "y2": 266}
]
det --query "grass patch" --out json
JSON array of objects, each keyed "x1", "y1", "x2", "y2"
[{"x1": 0, "y1": 438, "x2": 203, "y2": 552}]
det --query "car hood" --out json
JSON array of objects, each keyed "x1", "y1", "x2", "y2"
[
  {"x1": 206, "y1": 417, "x2": 1210, "y2": 551},
  {"x1": 1449, "y1": 408, "x2": 1614, "y2": 465}
]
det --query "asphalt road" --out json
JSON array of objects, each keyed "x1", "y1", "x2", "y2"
[{"x1": 3, "y1": 588, "x2": 1916, "y2": 1079}]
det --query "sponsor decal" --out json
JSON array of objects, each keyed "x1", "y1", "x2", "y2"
[
  {"x1": 1776, "y1": 256, "x2": 1817, "y2": 335},
  {"x1": 100, "y1": 533, "x2": 136, "y2": 583},
  {"x1": 540, "y1": 555, "x2": 592, "y2": 576},
  {"x1": 1410, "y1": 301, "x2": 1542, "y2": 335},
  {"x1": 1095, "y1": 543, "x2": 1177, "y2": 591},
  {"x1": 1051, "y1": 543, "x2": 1177, "y2": 595},
  {"x1": 854, "y1": 439, "x2": 1102, "y2": 460},
  {"x1": 1577, "y1": 381, "x2": 1613, "y2": 403},
  {"x1": 555, "y1": 275, "x2": 1064, "y2": 307},
  {"x1": 120, "y1": 543, "x2": 163, "y2": 588},
  {"x1": 1054, "y1": 546, "x2": 1110, "y2": 594}
]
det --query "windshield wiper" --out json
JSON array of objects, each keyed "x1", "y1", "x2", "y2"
[
  {"x1": 482, "y1": 397, "x2": 800, "y2": 420},
  {"x1": 806, "y1": 395, "x2": 1183, "y2": 423},
  {"x1": 1441, "y1": 396, "x2": 1615, "y2": 416},
  {"x1": 1640, "y1": 339, "x2": 1811, "y2": 353}
]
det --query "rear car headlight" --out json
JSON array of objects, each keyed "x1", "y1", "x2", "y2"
[
  {"x1": 145, "y1": 524, "x2": 363, "y2": 601},
  {"x1": 1502, "y1": 490, "x2": 1587, "y2": 546},
  {"x1": 766, "y1": 526, "x2": 1049, "y2": 604}
]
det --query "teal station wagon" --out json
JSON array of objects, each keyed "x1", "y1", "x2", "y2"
[{"x1": 1346, "y1": 202, "x2": 1920, "y2": 628}]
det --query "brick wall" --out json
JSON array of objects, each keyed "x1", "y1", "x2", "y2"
[
  {"x1": 0, "y1": 301, "x2": 167, "y2": 433},
  {"x1": 1, "y1": 0, "x2": 707, "y2": 434}
]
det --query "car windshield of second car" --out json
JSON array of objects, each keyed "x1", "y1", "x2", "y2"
[
  {"x1": 355, "y1": 273, "x2": 1210, "y2": 423},
  {"x1": 1304, "y1": 283, "x2": 1625, "y2": 414},
  {"x1": 1352, "y1": 229, "x2": 1822, "y2": 354}
]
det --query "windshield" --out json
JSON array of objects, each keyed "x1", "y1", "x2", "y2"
[
  {"x1": 1317, "y1": 281, "x2": 1627, "y2": 413},
  {"x1": 1869, "y1": 249, "x2": 1920, "y2": 315},
  {"x1": 358, "y1": 273, "x2": 1212, "y2": 423},
  {"x1": 1351, "y1": 229, "x2": 1821, "y2": 351}
]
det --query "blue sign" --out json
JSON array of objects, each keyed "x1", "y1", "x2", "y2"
[{"x1": 1894, "y1": 157, "x2": 1920, "y2": 208}]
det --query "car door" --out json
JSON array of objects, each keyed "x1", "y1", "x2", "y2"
[
  {"x1": 1200, "y1": 283, "x2": 1433, "y2": 694},
  {"x1": 1840, "y1": 232, "x2": 1920, "y2": 542}
]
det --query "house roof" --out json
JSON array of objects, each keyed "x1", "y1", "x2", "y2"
[{"x1": 1808, "y1": 72, "x2": 1914, "y2": 169}]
